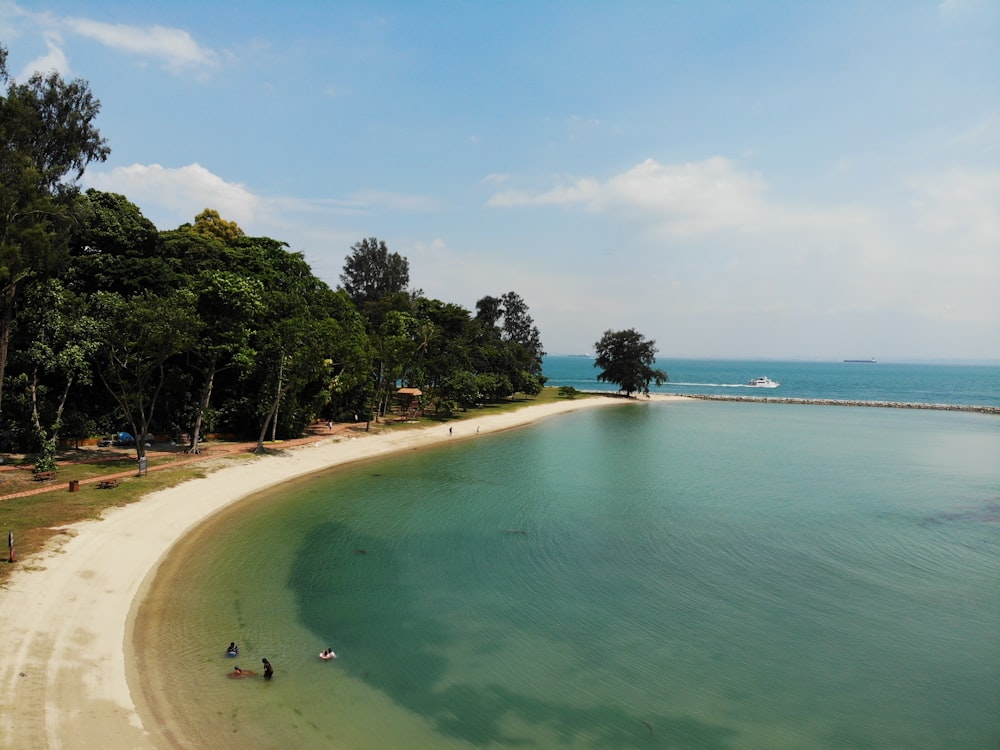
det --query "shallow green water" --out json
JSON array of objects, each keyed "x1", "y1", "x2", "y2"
[{"x1": 139, "y1": 401, "x2": 1000, "y2": 749}]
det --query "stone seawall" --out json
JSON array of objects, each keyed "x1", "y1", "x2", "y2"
[{"x1": 675, "y1": 393, "x2": 1000, "y2": 415}]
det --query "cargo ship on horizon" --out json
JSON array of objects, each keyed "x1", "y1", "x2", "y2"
[{"x1": 844, "y1": 357, "x2": 877, "y2": 363}]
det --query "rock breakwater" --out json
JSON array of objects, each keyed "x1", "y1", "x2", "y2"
[{"x1": 677, "y1": 394, "x2": 999, "y2": 415}]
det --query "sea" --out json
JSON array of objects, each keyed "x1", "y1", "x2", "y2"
[{"x1": 136, "y1": 357, "x2": 1000, "y2": 749}]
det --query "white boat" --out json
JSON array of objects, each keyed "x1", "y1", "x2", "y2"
[{"x1": 747, "y1": 376, "x2": 780, "y2": 388}]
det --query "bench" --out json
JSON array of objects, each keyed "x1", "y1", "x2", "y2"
[
  {"x1": 97, "y1": 479, "x2": 120, "y2": 489},
  {"x1": 34, "y1": 471, "x2": 56, "y2": 481}
]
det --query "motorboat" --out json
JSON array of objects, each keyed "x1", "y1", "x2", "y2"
[{"x1": 747, "y1": 376, "x2": 780, "y2": 388}]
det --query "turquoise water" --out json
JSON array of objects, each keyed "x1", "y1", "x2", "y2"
[
  {"x1": 543, "y1": 356, "x2": 1000, "y2": 407},
  {"x1": 142, "y1": 400, "x2": 1000, "y2": 749}
]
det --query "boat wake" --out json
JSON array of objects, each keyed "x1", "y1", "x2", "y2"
[{"x1": 670, "y1": 382, "x2": 764, "y2": 388}]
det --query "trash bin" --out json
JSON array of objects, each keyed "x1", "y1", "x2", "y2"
[{"x1": 68, "y1": 480, "x2": 80, "y2": 492}]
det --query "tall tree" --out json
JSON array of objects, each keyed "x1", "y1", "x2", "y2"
[
  {"x1": 339, "y1": 237, "x2": 410, "y2": 308},
  {"x1": 474, "y1": 291, "x2": 546, "y2": 397},
  {"x1": 92, "y1": 290, "x2": 201, "y2": 460},
  {"x1": 593, "y1": 328, "x2": 668, "y2": 397},
  {"x1": 185, "y1": 270, "x2": 263, "y2": 452},
  {"x1": 16, "y1": 279, "x2": 99, "y2": 447},
  {"x1": 253, "y1": 315, "x2": 339, "y2": 452},
  {"x1": 0, "y1": 47, "x2": 109, "y2": 414}
]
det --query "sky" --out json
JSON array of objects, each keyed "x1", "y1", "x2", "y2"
[{"x1": 2, "y1": 0, "x2": 998, "y2": 361}]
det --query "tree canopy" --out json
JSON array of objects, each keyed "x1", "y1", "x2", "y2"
[
  {"x1": 0, "y1": 48, "x2": 559, "y2": 458},
  {"x1": 0, "y1": 45, "x2": 109, "y2": 415},
  {"x1": 593, "y1": 329, "x2": 668, "y2": 397},
  {"x1": 339, "y1": 237, "x2": 411, "y2": 308}
]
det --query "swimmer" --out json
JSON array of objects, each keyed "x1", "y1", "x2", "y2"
[
  {"x1": 227, "y1": 642, "x2": 239, "y2": 656},
  {"x1": 319, "y1": 648, "x2": 337, "y2": 660},
  {"x1": 262, "y1": 657, "x2": 274, "y2": 680}
]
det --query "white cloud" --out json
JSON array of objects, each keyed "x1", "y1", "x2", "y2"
[
  {"x1": 485, "y1": 156, "x2": 1000, "y2": 348},
  {"x1": 79, "y1": 163, "x2": 431, "y2": 286},
  {"x1": 600, "y1": 157, "x2": 769, "y2": 235},
  {"x1": 3, "y1": 3, "x2": 219, "y2": 76},
  {"x1": 488, "y1": 177, "x2": 600, "y2": 208},
  {"x1": 64, "y1": 16, "x2": 219, "y2": 73},
  {"x1": 909, "y1": 168, "x2": 1000, "y2": 247},
  {"x1": 83, "y1": 163, "x2": 260, "y2": 228},
  {"x1": 18, "y1": 31, "x2": 71, "y2": 78},
  {"x1": 488, "y1": 156, "x2": 829, "y2": 237}
]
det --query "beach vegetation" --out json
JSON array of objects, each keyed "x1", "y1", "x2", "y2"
[
  {"x1": 340, "y1": 236, "x2": 412, "y2": 308},
  {"x1": 0, "y1": 46, "x2": 109, "y2": 417},
  {"x1": 0, "y1": 50, "x2": 552, "y2": 462},
  {"x1": 593, "y1": 328, "x2": 668, "y2": 397}
]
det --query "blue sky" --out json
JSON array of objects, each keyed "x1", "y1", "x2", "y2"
[{"x1": 2, "y1": 0, "x2": 998, "y2": 361}]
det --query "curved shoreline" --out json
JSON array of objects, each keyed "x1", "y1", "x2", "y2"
[{"x1": 0, "y1": 394, "x2": 659, "y2": 750}]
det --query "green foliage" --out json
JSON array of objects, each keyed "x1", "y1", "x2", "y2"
[
  {"x1": 34, "y1": 435, "x2": 57, "y2": 474},
  {"x1": 184, "y1": 209, "x2": 245, "y2": 244},
  {"x1": 0, "y1": 46, "x2": 561, "y2": 455},
  {"x1": 441, "y1": 370, "x2": 480, "y2": 409},
  {"x1": 558, "y1": 385, "x2": 579, "y2": 399},
  {"x1": 0, "y1": 46, "x2": 109, "y2": 415},
  {"x1": 339, "y1": 237, "x2": 411, "y2": 308},
  {"x1": 593, "y1": 328, "x2": 668, "y2": 397}
]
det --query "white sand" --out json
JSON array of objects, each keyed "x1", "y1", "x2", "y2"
[{"x1": 0, "y1": 394, "x2": 682, "y2": 748}]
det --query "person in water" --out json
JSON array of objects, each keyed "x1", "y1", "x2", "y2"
[
  {"x1": 320, "y1": 648, "x2": 337, "y2": 659},
  {"x1": 262, "y1": 657, "x2": 273, "y2": 680},
  {"x1": 227, "y1": 642, "x2": 239, "y2": 656}
]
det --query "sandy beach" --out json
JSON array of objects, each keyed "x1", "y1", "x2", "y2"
[{"x1": 0, "y1": 394, "x2": 680, "y2": 749}]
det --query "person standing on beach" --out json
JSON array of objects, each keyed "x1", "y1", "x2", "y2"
[{"x1": 262, "y1": 657, "x2": 273, "y2": 680}]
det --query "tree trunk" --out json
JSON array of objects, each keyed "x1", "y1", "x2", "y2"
[
  {"x1": 52, "y1": 374, "x2": 74, "y2": 446},
  {"x1": 189, "y1": 365, "x2": 217, "y2": 454},
  {"x1": 255, "y1": 385, "x2": 290, "y2": 453},
  {"x1": 0, "y1": 280, "x2": 19, "y2": 417}
]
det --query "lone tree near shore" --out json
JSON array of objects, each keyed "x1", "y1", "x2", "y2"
[{"x1": 593, "y1": 329, "x2": 668, "y2": 397}]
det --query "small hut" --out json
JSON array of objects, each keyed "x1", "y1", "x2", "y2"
[{"x1": 395, "y1": 388, "x2": 423, "y2": 421}]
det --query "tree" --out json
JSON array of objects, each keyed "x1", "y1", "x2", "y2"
[
  {"x1": 473, "y1": 291, "x2": 546, "y2": 398},
  {"x1": 67, "y1": 190, "x2": 169, "y2": 296},
  {"x1": 0, "y1": 47, "x2": 110, "y2": 414},
  {"x1": 252, "y1": 315, "x2": 340, "y2": 452},
  {"x1": 497, "y1": 291, "x2": 544, "y2": 371},
  {"x1": 339, "y1": 237, "x2": 410, "y2": 308},
  {"x1": 183, "y1": 208, "x2": 245, "y2": 245},
  {"x1": 593, "y1": 329, "x2": 668, "y2": 397},
  {"x1": 185, "y1": 270, "x2": 263, "y2": 452},
  {"x1": 92, "y1": 290, "x2": 201, "y2": 460},
  {"x1": 16, "y1": 279, "x2": 99, "y2": 448}
]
